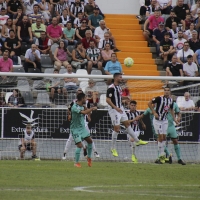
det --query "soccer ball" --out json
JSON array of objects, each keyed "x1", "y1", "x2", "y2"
[{"x1": 124, "y1": 57, "x2": 134, "y2": 68}]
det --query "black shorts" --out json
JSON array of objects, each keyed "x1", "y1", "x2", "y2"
[
  {"x1": 18, "y1": 143, "x2": 32, "y2": 151},
  {"x1": 147, "y1": 29, "x2": 153, "y2": 38}
]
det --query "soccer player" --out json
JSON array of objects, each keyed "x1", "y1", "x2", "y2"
[
  {"x1": 71, "y1": 92, "x2": 97, "y2": 168},
  {"x1": 18, "y1": 124, "x2": 37, "y2": 159},
  {"x1": 148, "y1": 86, "x2": 178, "y2": 164},
  {"x1": 126, "y1": 100, "x2": 148, "y2": 163},
  {"x1": 62, "y1": 89, "x2": 100, "y2": 160},
  {"x1": 106, "y1": 73, "x2": 146, "y2": 158}
]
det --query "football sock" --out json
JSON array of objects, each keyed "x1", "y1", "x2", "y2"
[
  {"x1": 174, "y1": 144, "x2": 181, "y2": 160},
  {"x1": 87, "y1": 143, "x2": 92, "y2": 158},
  {"x1": 111, "y1": 131, "x2": 118, "y2": 149},
  {"x1": 75, "y1": 147, "x2": 81, "y2": 163},
  {"x1": 158, "y1": 141, "x2": 165, "y2": 156},
  {"x1": 164, "y1": 146, "x2": 170, "y2": 157},
  {"x1": 126, "y1": 126, "x2": 139, "y2": 143},
  {"x1": 92, "y1": 142, "x2": 96, "y2": 152},
  {"x1": 64, "y1": 135, "x2": 73, "y2": 154}
]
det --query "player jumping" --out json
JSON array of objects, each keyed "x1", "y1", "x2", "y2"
[
  {"x1": 106, "y1": 73, "x2": 147, "y2": 157},
  {"x1": 71, "y1": 93, "x2": 97, "y2": 168}
]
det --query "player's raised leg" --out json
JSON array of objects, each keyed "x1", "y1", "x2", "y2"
[{"x1": 62, "y1": 134, "x2": 73, "y2": 160}]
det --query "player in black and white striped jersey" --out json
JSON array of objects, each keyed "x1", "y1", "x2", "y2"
[
  {"x1": 106, "y1": 73, "x2": 147, "y2": 160},
  {"x1": 18, "y1": 124, "x2": 37, "y2": 159},
  {"x1": 148, "y1": 86, "x2": 179, "y2": 164},
  {"x1": 125, "y1": 101, "x2": 148, "y2": 163},
  {"x1": 62, "y1": 88, "x2": 100, "y2": 160}
]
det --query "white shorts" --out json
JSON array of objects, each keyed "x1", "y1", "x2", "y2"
[
  {"x1": 127, "y1": 131, "x2": 140, "y2": 140},
  {"x1": 108, "y1": 108, "x2": 128, "y2": 126},
  {"x1": 153, "y1": 118, "x2": 168, "y2": 135}
]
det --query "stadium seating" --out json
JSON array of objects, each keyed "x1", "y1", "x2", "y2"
[{"x1": 91, "y1": 70, "x2": 104, "y2": 82}]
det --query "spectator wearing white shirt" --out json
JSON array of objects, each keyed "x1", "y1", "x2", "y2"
[
  {"x1": 24, "y1": 0, "x2": 38, "y2": 16},
  {"x1": 184, "y1": 23, "x2": 195, "y2": 40},
  {"x1": 173, "y1": 30, "x2": 187, "y2": 51},
  {"x1": 0, "y1": 0, "x2": 7, "y2": 12},
  {"x1": 23, "y1": 44, "x2": 41, "y2": 72},
  {"x1": 178, "y1": 92, "x2": 195, "y2": 111},
  {"x1": 177, "y1": 41, "x2": 194, "y2": 65},
  {"x1": 145, "y1": 0, "x2": 160, "y2": 18},
  {"x1": 183, "y1": 55, "x2": 198, "y2": 77},
  {"x1": 184, "y1": 0, "x2": 195, "y2": 9},
  {"x1": 191, "y1": 0, "x2": 200, "y2": 18},
  {"x1": 0, "y1": 8, "x2": 9, "y2": 30},
  {"x1": 170, "y1": 22, "x2": 179, "y2": 41},
  {"x1": 157, "y1": 0, "x2": 172, "y2": 15},
  {"x1": 138, "y1": 0, "x2": 151, "y2": 19}
]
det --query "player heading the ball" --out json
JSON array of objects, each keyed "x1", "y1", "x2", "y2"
[{"x1": 106, "y1": 73, "x2": 147, "y2": 158}]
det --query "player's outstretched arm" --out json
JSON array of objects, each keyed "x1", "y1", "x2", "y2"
[{"x1": 80, "y1": 107, "x2": 97, "y2": 115}]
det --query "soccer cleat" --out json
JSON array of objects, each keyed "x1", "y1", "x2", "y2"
[
  {"x1": 74, "y1": 163, "x2": 81, "y2": 168},
  {"x1": 165, "y1": 157, "x2": 169, "y2": 163},
  {"x1": 131, "y1": 154, "x2": 138, "y2": 163},
  {"x1": 87, "y1": 157, "x2": 92, "y2": 167},
  {"x1": 94, "y1": 151, "x2": 100, "y2": 158},
  {"x1": 62, "y1": 156, "x2": 67, "y2": 160},
  {"x1": 83, "y1": 148, "x2": 87, "y2": 158},
  {"x1": 32, "y1": 155, "x2": 37, "y2": 159},
  {"x1": 111, "y1": 149, "x2": 118, "y2": 157},
  {"x1": 178, "y1": 159, "x2": 186, "y2": 165},
  {"x1": 155, "y1": 159, "x2": 163, "y2": 164},
  {"x1": 159, "y1": 155, "x2": 165, "y2": 164},
  {"x1": 136, "y1": 140, "x2": 148, "y2": 146},
  {"x1": 169, "y1": 154, "x2": 172, "y2": 164}
]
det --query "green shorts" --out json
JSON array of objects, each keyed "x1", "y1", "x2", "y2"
[
  {"x1": 71, "y1": 127, "x2": 90, "y2": 144},
  {"x1": 167, "y1": 125, "x2": 178, "y2": 139}
]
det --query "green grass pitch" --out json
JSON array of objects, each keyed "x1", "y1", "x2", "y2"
[{"x1": 0, "y1": 161, "x2": 200, "y2": 200}]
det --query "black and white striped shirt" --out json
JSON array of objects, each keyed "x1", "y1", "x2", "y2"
[
  {"x1": 86, "y1": 47, "x2": 100, "y2": 61},
  {"x1": 55, "y1": 3, "x2": 68, "y2": 15},
  {"x1": 152, "y1": 96, "x2": 173, "y2": 121},
  {"x1": 126, "y1": 111, "x2": 140, "y2": 132},
  {"x1": 106, "y1": 84, "x2": 122, "y2": 108},
  {"x1": 98, "y1": 38, "x2": 114, "y2": 49},
  {"x1": 74, "y1": 17, "x2": 81, "y2": 27},
  {"x1": 70, "y1": 3, "x2": 84, "y2": 17}
]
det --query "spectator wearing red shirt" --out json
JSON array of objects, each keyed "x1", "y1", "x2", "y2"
[
  {"x1": 0, "y1": 50, "x2": 13, "y2": 72},
  {"x1": 81, "y1": 29, "x2": 96, "y2": 49},
  {"x1": 143, "y1": 10, "x2": 164, "y2": 46},
  {"x1": 47, "y1": 17, "x2": 63, "y2": 44}
]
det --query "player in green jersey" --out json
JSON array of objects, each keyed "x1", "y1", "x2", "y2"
[{"x1": 71, "y1": 93, "x2": 97, "y2": 168}]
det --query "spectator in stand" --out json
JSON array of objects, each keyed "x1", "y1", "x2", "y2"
[
  {"x1": 183, "y1": 55, "x2": 198, "y2": 77},
  {"x1": 35, "y1": 31, "x2": 51, "y2": 55},
  {"x1": 101, "y1": 43, "x2": 113, "y2": 68},
  {"x1": 85, "y1": 78, "x2": 99, "y2": 106},
  {"x1": 193, "y1": 48, "x2": 200, "y2": 68},
  {"x1": 1, "y1": 18, "x2": 15, "y2": 42},
  {"x1": 47, "y1": 17, "x2": 63, "y2": 44},
  {"x1": 13, "y1": 7, "x2": 25, "y2": 27},
  {"x1": 50, "y1": 0, "x2": 59, "y2": 13},
  {"x1": 157, "y1": 0, "x2": 172, "y2": 15},
  {"x1": 88, "y1": 7, "x2": 103, "y2": 32},
  {"x1": 137, "y1": 0, "x2": 151, "y2": 21},
  {"x1": 166, "y1": 54, "x2": 184, "y2": 77},
  {"x1": 24, "y1": 0, "x2": 38, "y2": 16},
  {"x1": 62, "y1": 64, "x2": 79, "y2": 94},
  {"x1": 28, "y1": 4, "x2": 44, "y2": 24},
  {"x1": 191, "y1": 0, "x2": 200, "y2": 19},
  {"x1": 177, "y1": 42, "x2": 194, "y2": 65},
  {"x1": 54, "y1": 40, "x2": 69, "y2": 70},
  {"x1": 188, "y1": 30, "x2": 200, "y2": 52},
  {"x1": 159, "y1": 32, "x2": 176, "y2": 62},
  {"x1": 59, "y1": 9, "x2": 70, "y2": 28},
  {"x1": 173, "y1": 0, "x2": 189, "y2": 20},
  {"x1": 17, "y1": 15, "x2": 33, "y2": 44},
  {"x1": 152, "y1": 22, "x2": 168, "y2": 57},
  {"x1": 4, "y1": 29, "x2": 21, "y2": 56},
  {"x1": 0, "y1": 8, "x2": 9, "y2": 31},
  {"x1": 63, "y1": 21, "x2": 77, "y2": 46},
  {"x1": 86, "y1": 40, "x2": 102, "y2": 74},
  {"x1": 194, "y1": 10, "x2": 200, "y2": 31},
  {"x1": 145, "y1": 0, "x2": 159, "y2": 18},
  {"x1": 81, "y1": 30, "x2": 96, "y2": 49},
  {"x1": 173, "y1": 30, "x2": 187, "y2": 52},
  {"x1": 32, "y1": 18, "x2": 46, "y2": 43},
  {"x1": 170, "y1": 22, "x2": 179, "y2": 41},
  {"x1": 184, "y1": 0, "x2": 195, "y2": 9},
  {"x1": 84, "y1": 0, "x2": 98, "y2": 17},
  {"x1": 165, "y1": 10, "x2": 185, "y2": 31},
  {"x1": 98, "y1": 32, "x2": 115, "y2": 50},
  {"x1": 55, "y1": 0, "x2": 69, "y2": 20},
  {"x1": 143, "y1": 9, "x2": 164, "y2": 46},
  {"x1": 71, "y1": 41, "x2": 87, "y2": 70},
  {"x1": 0, "y1": 50, "x2": 13, "y2": 72},
  {"x1": 70, "y1": 0, "x2": 84, "y2": 23},
  {"x1": 9, "y1": 51, "x2": 20, "y2": 65},
  {"x1": 184, "y1": 23, "x2": 195, "y2": 40},
  {"x1": 74, "y1": 11, "x2": 83, "y2": 28},
  {"x1": 23, "y1": 44, "x2": 42, "y2": 72},
  {"x1": 104, "y1": 53, "x2": 123, "y2": 75},
  {"x1": 178, "y1": 92, "x2": 195, "y2": 111},
  {"x1": 185, "y1": 13, "x2": 193, "y2": 30},
  {"x1": 7, "y1": 0, "x2": 22, "y2": 18},
  {"x1": 38, "y1": 0, "x2": 52, "y2": 24},
  {"x1": 0, "y1": 91, "x2": 6, "y2": 107},
  {"x1": 0, "y1": 0, "x2": 7, "y2": 13},
  {"x1": 8, "y1": 89, "x2": 25, "y2": 107},
  {"x1": 75, "y1": 18, "x2": 90, "y2": 40}
]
